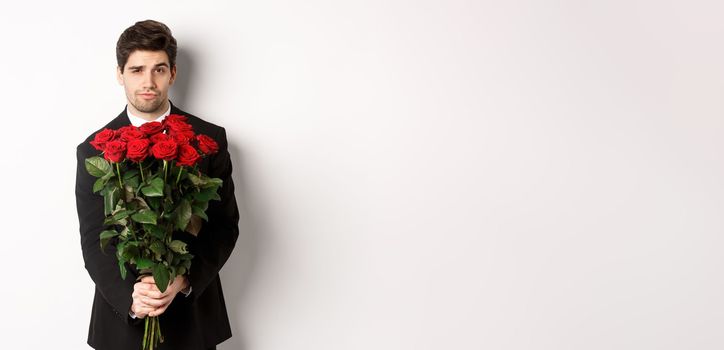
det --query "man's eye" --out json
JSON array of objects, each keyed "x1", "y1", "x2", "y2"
[{"x1": 155, "y1": 68, "x2": 165, "y2": 73}]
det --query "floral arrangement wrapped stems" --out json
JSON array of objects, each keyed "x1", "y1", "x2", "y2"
[{"x1": 84, "y1": 114, "x2": 222, "y2": 350}]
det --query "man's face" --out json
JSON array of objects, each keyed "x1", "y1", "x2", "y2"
[{"x1": 116, "y1": 50, "x2": 176, "y2": 117}]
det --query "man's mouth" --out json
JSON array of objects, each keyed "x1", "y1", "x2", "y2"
[{"x1": 139, "y1": 93, "x2": 157, "y2": 100}]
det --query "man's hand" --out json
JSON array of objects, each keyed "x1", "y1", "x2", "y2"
[
  {"x1": 132, "y1": 275, "x2": 189, "y2": 317},
  {"x1": 131, "y1": 278, "x2": 161, "y2": 319}
]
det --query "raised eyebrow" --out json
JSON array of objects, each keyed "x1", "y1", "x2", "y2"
[{"x1": 127, "y1": 63, "x2": 169, "y2": 70}]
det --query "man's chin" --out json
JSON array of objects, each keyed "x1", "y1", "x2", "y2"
[{"x1": 131, "y1": 100, "x2": 165, "y2": 114}]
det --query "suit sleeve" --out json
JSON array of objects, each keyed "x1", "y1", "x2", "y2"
[
  {"x1": 75, "y1": 142, "x2": 141, "y2": 325},
  {"x1": 187, "y1": 127, "x2": 240, "y2": 303}
]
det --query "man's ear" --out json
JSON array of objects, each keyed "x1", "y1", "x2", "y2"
[
  {"x1": 116, "y1": 66, "x2": 124, "y2": 85},
  {"x1": 169, "y1": 65, "x2": 177, "y2": 85}
]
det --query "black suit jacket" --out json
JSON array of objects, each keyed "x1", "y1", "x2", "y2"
[{"x1": 75, "y1": 101, "x2": 239, "y2": 350}]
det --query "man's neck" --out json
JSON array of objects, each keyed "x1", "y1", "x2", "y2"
[
  {"x1": 126, "y1": 100, "x2": 172, "y2": 127},
  {"x1": 127, "y1": 100, "x2": 171, "y2": 121}
]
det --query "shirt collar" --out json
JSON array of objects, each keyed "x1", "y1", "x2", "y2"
[{"x1": 126, "y1": 101, "x2": 172, "y2": 127}]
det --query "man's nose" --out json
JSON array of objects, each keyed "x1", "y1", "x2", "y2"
[{"x1": 142, "y1": 71, "x2": 155, "y2": 89}]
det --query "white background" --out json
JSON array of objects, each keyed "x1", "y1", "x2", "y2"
[{"x1": 0, "y1": 1, "x2": 723, "y2": 349}]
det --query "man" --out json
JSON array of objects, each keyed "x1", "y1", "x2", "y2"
[{"x1": 75, "y1": 20, "x2": 239, "y2": 350}]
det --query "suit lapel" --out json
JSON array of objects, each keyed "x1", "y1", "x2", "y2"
[{"x1": 108, "y1": 106, "x2": 131, "y2": 129}]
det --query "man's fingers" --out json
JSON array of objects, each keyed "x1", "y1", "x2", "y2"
[
  {"x1": 149, "y1": 304, "x2": 169, "y2": 317},
  {"x1": 133, "y1": 295, "x2": 156, "y2": 308},
  {"x1": 140, "y1": 296, "x2": 168, "y2": 307},
  {"x1": 135, "y1": 288, "x2": 163, "y2": 299},
  {"x1": 132, "y1": 277, "x2": 179, "y2": 316},
  {"x1": 148, "y1": 295, "x2": 176, "y2": 316},
  {"x1": 134, "y1": 281, "x2": 162, "y2": 294},
  {"x1": 131, "y1": 303, "x2": 156, "y2": 318},
  {"x1": 140, "y1": 276, "x2": 166, "y2": 290}
]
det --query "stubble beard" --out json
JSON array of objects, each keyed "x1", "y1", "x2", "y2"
[{"x1": 130, "y1": 94, "x2": 165, "y2": 114}]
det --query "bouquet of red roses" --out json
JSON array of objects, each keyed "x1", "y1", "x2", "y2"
[{"x1": 84, "y1": 114, "x2": 223, "y2": 350}]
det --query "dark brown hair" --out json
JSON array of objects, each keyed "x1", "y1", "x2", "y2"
[{"x1": 116, "y1": 20, "x2": 177, "y2": 73}]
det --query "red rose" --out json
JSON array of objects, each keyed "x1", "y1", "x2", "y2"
[
  {"x1": 151, "y1": 140, "x2": 178, "y2": 161},
  {"x1": 165, "y1": 119, "x2": 194, "y2": 134},
  {"x1": 103, "y1": 140, "x2": 126, "y2": 163},
  {"x1": 120, "y1": 127, "x2": 146, "y2": 142},
  {"x1": 170, "y1": 129, "x2": 195, "y2": 145},
  {"x1": 150, "y1": 133, "x2": 171, "y2": 144},
  {"x1": 115, "y1": 125, "x2": 136, "y2": 139},
  {"x1": 126, "y1": 138, "x2": 151, "y2": 163},
  {"x1": 139, "y1": 121, "x2": 164, "y2": 136},
  {"x1": 196, "y1": 134, "x2": 219, "y2": 155},
  {"x1": 176, "y1": 144, "x2": 201, "y2": 167},
  {"x1": 90, "y1": 128, "x2": 116, "y2": 151},
  {"x1": 164, "y1": 114, "x2": 188, "y2": 124}
]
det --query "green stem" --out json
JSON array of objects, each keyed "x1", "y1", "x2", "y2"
[
  {"x1": 150, "y1": 316, "x2": 155, "y2": 350},
  {"x1": 116, "y1": 162, "x2": 123, "y2": 188},
  {"x1": 176, "y1": 166, "x2": 183, "y2": 185},
  {"x1": 143, "y1": 317, "x2": 149, "y2": 349},
  {"x1": 140, "y1": 161, "x2": 145, "y2": 183},
  {"x1": 157, "y1": 316, "x2": 164, "y2": 343},
  {"x1": 163, "y1": 160, "x2": 168, "y2": 183}
]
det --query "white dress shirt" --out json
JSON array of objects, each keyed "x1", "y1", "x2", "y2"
[{"x1": 126, "y1": 102, "x2": 171, "y2": 127}]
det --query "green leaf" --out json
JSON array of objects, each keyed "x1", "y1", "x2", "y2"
[
  {"x1": 103, "y1": 216, "x2": 126, "y2": 226},
  {"x1": 168, "y1": 240, "x2": 188, "y2": 254},
  {"x1": 192, "y1": 200, "x2": 209, "y2": 212},
  {"x1": 99, "y1": 230, "x2": 119, "y2": 252},
  {"x1": 130, "y1": 197, "x2": 150, "y2": 210},
  {"x1": 93, "y1": 177, "x2": 107, "y2": 193},
  {"x1": 131, "y1": 209, "x2": 157, "y2": 224},
  {"x1": 205, "y1": 177, "x2": 223, "y2": 188},
  {"x1": 135, "y1": 257, "x2": 154, "y2": 270},
  {"x1": 123, "y1": 169, "x2": 139, "y2": 182},
  {"x1": 152, "y1": 263, "x2": 170, "y2": 293},
  {"x1": 141, "y1": 178, "x2": 164, "y2": 197},
  {"x1": 125, "y1": 176, "x2": 140, "y2": 190},
  {"x1": 191, "y1": 205, "x2": 209, "y2": 221},
  {"x1": 174, "y1": 199, "x2": 192, "y2": 231},
  {"x1": 85, "y1": 156, "x2": 111, "y2": 177},
  {"x1": 186, "y1": 173, "x2": 205, "y2": 186},
  {"x1": 120, "y1": 243, "x2": 140, "y2": 261},
  {"x1": 103, "y1": 188, "x2": 118, "y2": 216},
  {"x1": 119, "y1": 260, "x2": 128, "y2": 280},
  {"x1": 104, "y1": 209, "x2": 132, "y2": 225},
  {"x1": 116, "y1": 241, "x2": 126, "y2": 259},
  {"x1": 100, "y1": 181, "x2": 113, "y2": 195},
  {"x1": 193, "y1": 187, "x2": 221, "y2": 202},
  {"x1": 144, "y1": 224, "x2": 166, "y2": 240},
  {"x1": 150, "y1": 241, "x2": 167, "y2": 257},
  {"x1": 182, "y1": 257, "x2": 192, "y2": 270},
  {"x1": 146, "y1": 197, "x2": 161, "y2": 211},
  {"x1": 101, "y1": 170, "x2": 115, "y2": 181}
]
